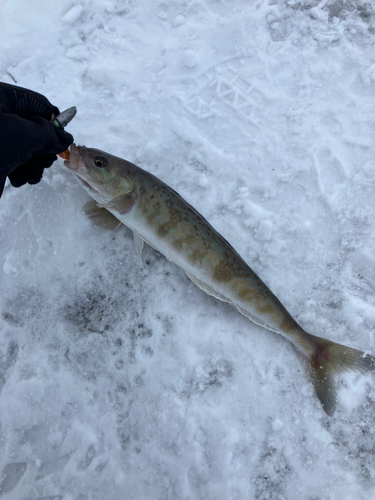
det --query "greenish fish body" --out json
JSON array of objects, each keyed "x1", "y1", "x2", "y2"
[{"x1": 65, "y1": 144, "x2": 375, "y2": 415}]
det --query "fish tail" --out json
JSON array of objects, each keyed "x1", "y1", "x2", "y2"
[{"x1": 305, "y1": 334, "x2": 375, "y2": 415}]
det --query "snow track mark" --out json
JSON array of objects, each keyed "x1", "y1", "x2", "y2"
[{"x1": 184, "y1": 58, "x2": 266, "y2": 128}]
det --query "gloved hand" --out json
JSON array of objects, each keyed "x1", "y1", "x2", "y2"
[
  {"x1": 0, "y1": 82, "x2": 74, "y2": 197},
  {"x1": 0, "y1": 81, "x2": 61, "y2": 120},
  {"x1": 8, "y1": 153, "x2": 58, "y2": 187},
  {"x1": 6, "y1": 119, "x2": 73, "y2": 188}
]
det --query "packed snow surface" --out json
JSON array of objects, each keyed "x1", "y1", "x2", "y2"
[{"x1": 1, "y1": 0, "x2": 375, "y2": 498}]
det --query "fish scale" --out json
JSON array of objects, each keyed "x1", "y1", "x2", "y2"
[
  {"x1": 65, "y1": 144, "x2": 375, "y2": 416},
  {"x1": 125, "y1": 167, "x2": 307, "y2": 341}
]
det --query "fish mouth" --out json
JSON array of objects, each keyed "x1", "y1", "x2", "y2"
[
  {"x1": 63, "y1": 144, "x2": 91, "y2": 188},
  {"x1": 63, "y1": 144, "x2": 105, "y2": 200},
  {"x1": 73, "y1": 173, "x2": 95, "y2": 192},
  {"x1": 63, "y1": 143, "x2": 80, "y2": 171}
]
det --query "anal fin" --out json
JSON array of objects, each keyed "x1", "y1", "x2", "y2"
[
  {"x1": 185, "y1": 272, "x2": 230, "y2": 303},
  {"x1": 186, "y1": 272, "x2": 272, "y2": 331}
]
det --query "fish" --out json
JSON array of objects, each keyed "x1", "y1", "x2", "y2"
[{"x1": 64, "y1": 143, "x2": 375, "y2": 415}]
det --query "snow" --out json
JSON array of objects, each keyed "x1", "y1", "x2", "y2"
[{"x1": 1, "y1": 0, "x2": 375, "y2": 498}]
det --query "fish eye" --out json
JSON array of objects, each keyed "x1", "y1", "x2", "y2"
[{"x1": 94, "y1": 156, "x2": 108, "y2": 168}]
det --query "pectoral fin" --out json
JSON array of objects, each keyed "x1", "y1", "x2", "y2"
[
  {"x1": 83, "y1": 200, "x2": 122, "y2": 231},
  {"x1": 107, "y1": 194, "x2": 135, "y2": 214}
]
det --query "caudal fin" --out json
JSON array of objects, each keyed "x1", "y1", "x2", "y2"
[{"x1": 306, "y1": 334, "x2": 375, "y2": 416}]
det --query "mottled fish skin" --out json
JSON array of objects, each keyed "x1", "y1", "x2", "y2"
[
  {"x1": 64, "y1": 144, "x2": 375, "y2": 415},
  {"x1": 129, "y1": 167, "x2": 309, "y2": 348}
]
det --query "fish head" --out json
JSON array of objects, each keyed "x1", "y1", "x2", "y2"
[{"x1": 64, "y1": 144, "x2": 134, "y2": 206}]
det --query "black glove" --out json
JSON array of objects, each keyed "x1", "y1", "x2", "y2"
[
  {"x1": 6, "y1": 121, "x2": 73, "y2": 187},
  {"x1": 0, "y1": 82, "x2": 74, "y2": 197},
  {"x1": 31, "y1": 117, "x2": 74, "y2": 156},
  {"x1": 0, "y1": 81, "x2": 60, "y2": 120},
  {"x1": 8, "y1": 153, "x2": 58, "y2": 187}
]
